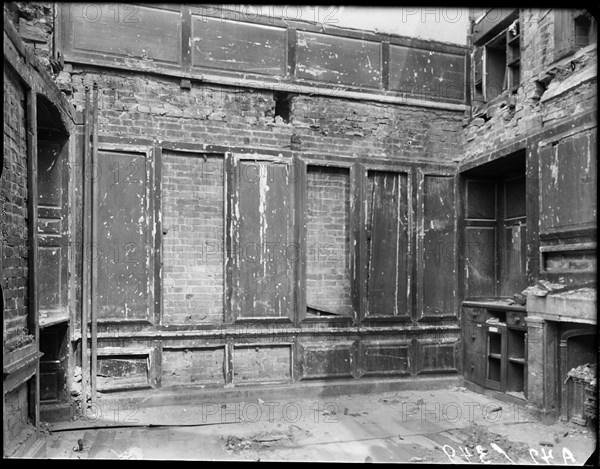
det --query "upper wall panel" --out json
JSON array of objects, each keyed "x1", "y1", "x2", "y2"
[{"x1": 57, "y1": 4, "x2": 468, "y2": 105}]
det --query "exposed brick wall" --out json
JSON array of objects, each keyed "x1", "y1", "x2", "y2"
[
  {"x1": 162, "y1": 152, "x2": 224, "y2": 325},
  {"x1": 2, "y1": 63, "x2": 31, "y2": 352},
  {"x1": 60, "y1": 66, "x2": 464, "y2": 161},
  {"x1": 306, "y1": 166, "x2": 352, "y2": 315},
  {"x1": 292, "y1": 95, "x2": 463, "y2": 161},
  {"x1": 463, "y1": 8, "x2": 597, "y2": 162},
  {"x1": 65, "y1": 70, "x2": 294, "y2": 150},
  {"x1": 233, "y1": 346, "x2": 291, "y2": 382},
  {"x1": 7, "y1": 2, "x2": 55, "y2": 75}
]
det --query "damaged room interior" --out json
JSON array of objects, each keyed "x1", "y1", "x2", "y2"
[{"x1": 2, "y1": 4, "x2": 598, "y2": 463}]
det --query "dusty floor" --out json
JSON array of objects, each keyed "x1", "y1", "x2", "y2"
[{"x1": 36, "y1": 386, "x2": 597, "y2": 463}]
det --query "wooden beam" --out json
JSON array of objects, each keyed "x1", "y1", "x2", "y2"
[
  {"x1": 90, "y1": 83, "x2": 99, "y2": 406},
  {"x1": 26, "y1": 89, "x2": 40, "y2": 433},
  {"x1": 223, "y1": 153, "x2": 237, "y2": 324},
  {"x1": 350, "y1": 163, "x2": 367, "y2": 324},
  {"x1": 294, "y1": 155, "x2": 307, "y2": 322},
  {"x1": 154, "y1": 146, "x2": 163, "y2": 325},
  {"x1": 81, "y1": 85, "x2": 90, "y2": 411}
]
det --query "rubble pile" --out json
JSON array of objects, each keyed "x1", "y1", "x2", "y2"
[{"x1": 567, "y1": 363, "x2": 597, "y2": 422}]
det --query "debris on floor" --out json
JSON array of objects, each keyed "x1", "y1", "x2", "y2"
[
  {"x1": 110, "y1": 447, "x2": 144, "y2": 459},
  {"x1": 225, "y1": 430, "x2": 292, "y2": 452},
  {"x1": 452, "y1": 424, "x2": 531, "y2": 464}
]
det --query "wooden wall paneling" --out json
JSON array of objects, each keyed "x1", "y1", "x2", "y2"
[
  {"x1": 226, "y1": 154, "x2": 295, "y2": 322},
  {"x1": 389, "y1": 45, "x2": 465, "y2": 101},
  {"x1": 297, "y1": 342, "x2": 355, "y2": 380},
  {"x1": 58, "y1": 4, "x2": 468, "y2": 106},
  {"x1": 539, "y1": 128, "x2": 597, "y2": 235},
  {"x1": 190, "y1": 16, "x2": 287, "y2": 75},
  {"x1": 415, "y1": 338, "x2": 460, "y2": 375},
  {"x1": 357, "y1": 340, "x2": 411, "y2": 378},
  {"x1": 364, "y1": 169, "x2": 411, "y2": 320},
  {"x1": 464, "y1": 226, "x2": 497, "y2": 297},
  {"x1": 295, "y1": 31, "x2": 382, "y2": 88},
  {"x1": 92, "y1": 148, "x2": 153, "y2": 323},
  {"x1": 68, "y1": 4, "x2": 181, "y2": 65},
  {"x1": 416, "y1": 171, "x2": 457, "y2": 320}
]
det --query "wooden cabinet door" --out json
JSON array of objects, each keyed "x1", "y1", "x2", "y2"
[{"x1": 464, "y1": 320, "x2": 486, "y2": 386}]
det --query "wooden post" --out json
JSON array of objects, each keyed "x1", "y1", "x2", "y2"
[
  {"x1": 81, "y1": 85, "x2": 90, "y2": 411},
  {"x1": 26, "y1": 89, "x2": 40, "y2": 434},
  {"x1": 90, "y1": 83, "x2": 99, "y2": 406},
  {"x1": 293, "y1": 155, "x2": 306, "y2": 323}
]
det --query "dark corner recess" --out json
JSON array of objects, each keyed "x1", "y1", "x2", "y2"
[
  {"x1": 274, "y1": 92, "x2": 292, "y2": 124},
  {"x1": 461, "y1": 148, "x2": 529, "y2": 400}
]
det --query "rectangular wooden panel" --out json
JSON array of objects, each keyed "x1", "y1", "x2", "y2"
[
  {"x1": 94, "y1": 151, "x2": 151, "y2": 321},
  {"x1": 539, "y1": 129, "x2": 597, "y2": 233},
  {"x1": 500, "y1": 222, "x2": 527, "y2": 296},
  {"x1": 466, "y1": 179, "x2": 496, "y2": 220},
  {"x1": 357, "y1": 341, "x2": 410, "y2": 377},
  {"x1": 366, "y1": 171, "x2": 410, "y2": 318},
  {"x1": 299, "y1": 343, "x2": 354, "y2": 380},
  {"x1": 504, "y1": 176, "x2": 526, "y2": 219},
  {"x1": 37, "y1": 140, "x2": 62, "y2": 207},
  {"x1": 191, "y1": 16, "x2": 287, "y2": 75},
  {"x1": 234, "y1": 160, "x2": 294, "y2": 319},
  {"x1": 415, "y1": 340, "x2": 459, "y2": 374},
  {"x1": 296, "y1": 31, "x2": 381, "y2": 88},
  {"x1": 418, "y1": 174, "x2": 456, "y2": 319},
  {"x1": 464, "y1": 351, "x2": 486, "y2": 386},
  {"x1": 38, "y1": 246, "x2": 62, "y2": 311},
  {"x1": 389, "y1": 45, "x2": 465, "y2": 101},
  {"x1": 40, "y1": 369, "x2": 60, "y2": 402},
  {"x1": 542, "y1": 248, "x2": 597, "y2": 273},
  {"x1": 161, "y1": 347, "x2": 225, "y2": 385},
  {"x1": 233, "y1": 345, "x2": 291, "y2": 383},
  {"x1": 70, "y1": 4, "x2": 180, "y2": 64},
  {"x1": 464, "y1": 321, "x2": 486, "y2": 356},
  {"x1": 465, "y1": 226, "x2": 496, "y2": 297},
  {"x1": 96, "y1": 354, "x2": 150, "y2": 392}
]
